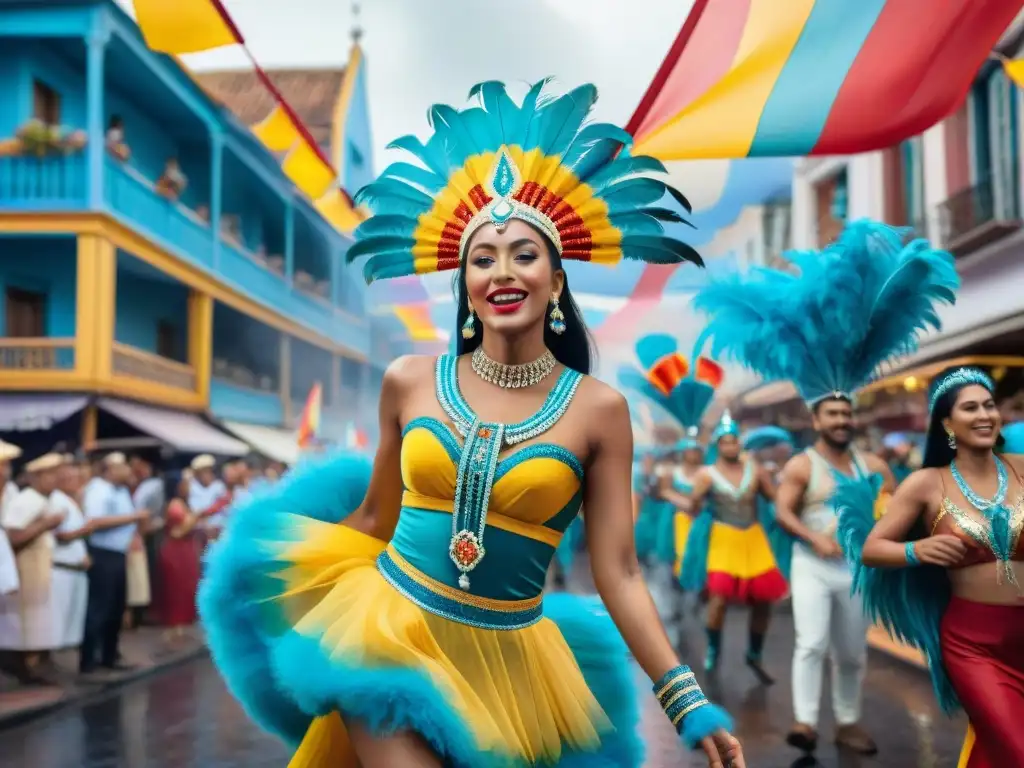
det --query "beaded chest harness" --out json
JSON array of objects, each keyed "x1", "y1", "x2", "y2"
[{"x1": 435, "y1": 354, "x2": 582, "y2": 591}]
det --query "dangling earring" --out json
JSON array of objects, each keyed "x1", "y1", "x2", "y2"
[
  {"x1": 946, "y1": 429, "x2": 957, "y2": 450},
  {"x1": 548, "y1": 296, "x2": 566, "y2": 335},
  {"x1": 461, "y1": 307, "x2": 476, "y2": 340}
]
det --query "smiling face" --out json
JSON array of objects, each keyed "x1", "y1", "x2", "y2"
[
  {"x1": 945, "y1": 384, "x2": 1000, "y2": 450},
  {"x1": 812, "y1": 398, "x2": 854, "y2": 449},
  {"x1": 463, "y1": 219, "x2": 564, "y2": 340}
]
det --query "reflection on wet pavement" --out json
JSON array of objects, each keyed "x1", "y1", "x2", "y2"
[{"x1": 0, "y1": 603, "x2": 966, "y2": 767}]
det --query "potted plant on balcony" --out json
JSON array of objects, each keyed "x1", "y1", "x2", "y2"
[{"x1": 6, "y1": 119, "x2": 87, "y2": 157}]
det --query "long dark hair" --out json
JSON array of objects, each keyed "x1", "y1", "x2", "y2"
[
  {"x1": 922, "y1": 365, "x2": 1003, "y2": 468},
  {"x1": 453, "y1": 231, "x2": 595, "y2": 375}
]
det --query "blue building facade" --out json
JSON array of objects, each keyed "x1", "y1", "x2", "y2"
[{"x1": 0, "y1": 0, "x2": 380, "y2": 452}]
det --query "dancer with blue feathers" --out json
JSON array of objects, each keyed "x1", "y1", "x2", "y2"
[
  {"x1": 199, "y1": 80, "x2": 743, "y2": 768},
  {"x1": 836, "y1": 364, "x2": 1024, "y2": 768},
  {"x1": 692, "y1": 219, "x2": 956, "y2": 759}
]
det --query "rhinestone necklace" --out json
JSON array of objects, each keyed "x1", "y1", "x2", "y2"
[{"x1": 470, "y1": 347, "x2": 557, "y2": 389}]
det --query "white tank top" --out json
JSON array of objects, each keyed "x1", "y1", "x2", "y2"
[{"x1": 801, "y1": 448, "x2": 868, "y2": 538}]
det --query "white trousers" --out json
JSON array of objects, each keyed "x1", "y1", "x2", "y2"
[
  {"x1": 790, "y1": 545, "x2": 868, "y2": 727},
  {"x1": 50, "y1": 568, "x2": 88, "y2": 648}
]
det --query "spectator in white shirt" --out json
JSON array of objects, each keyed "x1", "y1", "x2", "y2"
[
  {"x1": 79, "y1": 453, "x2": 147, "y2": 675},
  {"x1": 49, "y1": 459, "x2": 92, "y2": 649},
  {"x1": 0, "y1": 453, "x2": 65, "y2": 683},
  {"x1": 188, "y1": 455, "x2": 228, "y2": 538},
  {"x1": 0, "y1": 440, "x2": 22, "y2": 597}
]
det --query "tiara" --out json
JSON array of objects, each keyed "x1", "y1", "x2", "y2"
[{"x1": 928, "y1": 368, "x2": 995, "y2": 412}]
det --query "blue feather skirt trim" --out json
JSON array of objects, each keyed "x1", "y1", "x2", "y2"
[{"x1": 199, "y1": 451, "x2": 644, "y2": 767}]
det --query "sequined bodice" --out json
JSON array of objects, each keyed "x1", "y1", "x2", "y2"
[
  {"x1": 931, "y1": 489, "x2": 1024, "y2": 569},
  {"x1": 386, "y1": 356, "x2": 584, "y2": 604},
  {"x1": 707, "y1": 461, "x2": 757, "y2": 528}
]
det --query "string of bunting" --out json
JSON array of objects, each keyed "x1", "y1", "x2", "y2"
[{"x1": 133, "y1": 0, "x2": 338, "y2": 201}]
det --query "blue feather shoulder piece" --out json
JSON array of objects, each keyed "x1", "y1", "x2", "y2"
[
  {"x1": 832, "y1": 473, "x2": 959, "y2": 714},
  {"x1": 692, "y1": 219, "x2": 959, "y2": 402}
]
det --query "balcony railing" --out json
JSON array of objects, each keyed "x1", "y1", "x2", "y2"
[
  {"x1": 0, "y1": 338, "x2": 76, "y2": 370},
  {"x1": 105, "y1": 158, "x2": 215, "y2": 266},
  {"x1": 937, "y1": 170, "x2": 1022, "y2": 257},
  {"x1": 0, "y1": 154, "x2": 87, "y2": 209},
  {"x1": 112, "y1": 342, "x2": 196, "y2": 391}
]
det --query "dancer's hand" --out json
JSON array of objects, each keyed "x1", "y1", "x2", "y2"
[
  {"x1": 808, "y1": 532, "x2": 841, "y2": 559},
  {"x1": 701, "y1": 730, "x2": 744, "y2": 768},
  {"x1": 912, "y1": 535, "x2": 966, "y2": 566}
]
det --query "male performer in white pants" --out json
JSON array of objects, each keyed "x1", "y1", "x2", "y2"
[
  {"x1": 774, "y1": 397, "x2": 894, "y2": 756},
  {"x1": 690, "y1": 219, "x2": 955, "y2": 759}
]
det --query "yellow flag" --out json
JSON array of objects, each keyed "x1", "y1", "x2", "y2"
[
  {"x1": 393, "y1": 305, "x2": 441, "y2": 342},
  {"x1": 133, "y1": 0, "x2": 237, "y2": 55},
  {"x1": 252, "y1": 106, "x2": 301, "y2": 153},
  {"x1": 283, "y1": 140, "x2": 335, "y2": 200},
  {"x1": 315, "y1": 188, "x2": 365, "y2": 235},
  {"x1": 1003, "y1": 59, "x2": 1024, "y2": 89}
]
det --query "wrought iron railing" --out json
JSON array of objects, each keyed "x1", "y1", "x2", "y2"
[
  {"x1": 0, "y1": 338, "x2": 76, "y2": 370},
  {"x1": 112, "y1": 342, "x2": 196, "y2": 391},
  {"x1": 937, "y1": 168, "x2": 1022, "y2": 254}
]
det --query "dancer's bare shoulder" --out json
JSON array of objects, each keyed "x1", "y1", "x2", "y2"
[{"x1": 779, "y1": 452, "x2": 812, "y2": 487}]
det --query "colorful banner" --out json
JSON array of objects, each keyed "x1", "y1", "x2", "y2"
[
  {"x1": 133, "y1": 0, "x2": 337, "y2": 200},
  {"x1": 628, "y1": 0, "x2": 1024, "y2": 159}
]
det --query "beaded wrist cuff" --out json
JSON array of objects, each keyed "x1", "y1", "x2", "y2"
[
  {"x1": 905, "y1": 541, "x2": 920, "y2": 566},
  {"x1": 653, "y1": 665, "x2": 709, "y2": 731}
]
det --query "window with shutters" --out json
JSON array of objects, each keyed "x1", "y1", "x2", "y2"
[
  {"x1": 5, "y1": 287, "x2": 46, "y2": 337},
  {"x1": 32, "y1": 80, "x2": 61, "y2": 124}
]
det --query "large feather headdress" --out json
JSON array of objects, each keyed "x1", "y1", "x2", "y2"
[
  {"x1": 620, "y1": 334, "x2": 724, "y2": 445},
  {"x1": 347, "y1": 81, "x2": 703, "y2": 284},
  {"x1": 691, "y1": 220, "x2": 959, "y2": 407}
]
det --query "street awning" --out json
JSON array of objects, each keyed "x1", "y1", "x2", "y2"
[
  {"x1": 222, "y1": 421, "x2": 299, "y2": 465},
  {"x1": 97, "y1": 398, "x2": 249, "y2": 457},
  {"x1": 0, "y1": 395, "x2": 88, "y2": 432}
]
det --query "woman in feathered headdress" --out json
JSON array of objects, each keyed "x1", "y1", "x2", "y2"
[
  {"x1": 693, "y1": 219, "x2": 955, "y2": 757},
  {"x1": 199, "y1": 81, "x2": 743, "y2": 768},
  {"x1": 836, "y1": 366, "x2": 1024, "y2": 766}
]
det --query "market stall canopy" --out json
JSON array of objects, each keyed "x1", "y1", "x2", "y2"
[
  {"x1": 222, "y1": 421, "x2": 299, "y2": 465},
  {"x1": 98, "y1": 399, "x2": 249, "y2": 457}
]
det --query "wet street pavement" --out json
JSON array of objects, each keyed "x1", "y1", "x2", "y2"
[{"x1": 0, "y1": 599, "x2": 967, "y2": 768}]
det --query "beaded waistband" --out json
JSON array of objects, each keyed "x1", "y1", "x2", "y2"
[{"x1": 376, "y1": 545, "x2": 543, "y2": 631}]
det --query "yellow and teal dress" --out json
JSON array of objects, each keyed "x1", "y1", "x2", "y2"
[{"x1": 199, "y1": 356, "x2": 641, "y2": 767}]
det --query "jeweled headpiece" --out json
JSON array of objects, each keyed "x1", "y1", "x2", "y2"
[
  {"x1": 927, "y1": 367, "x2": 995, "y2": 413},
  {"x1": 346, "y1": 81, "x2": 702, "y2": 284},
  {"x1": 692, "y1": 220, "x2": 960, "y2": 409},
  {"x1": 711, "y1": 410, "x2": 740, "y2": 443}
]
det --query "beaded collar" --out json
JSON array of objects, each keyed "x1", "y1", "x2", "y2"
[{"x1": 434, "y1": 355, "x2": 583, "y2": 590}]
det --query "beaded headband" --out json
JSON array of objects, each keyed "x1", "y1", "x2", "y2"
[
  {"x1": 928, "y1": 367, "x2": 995, "y2": 413},
  {"x1": 347, "y1": 80, "x2": 703, "y2": 284},
  {"x1": 711, "y1": 410, "x2": 740, "y2": 443}
]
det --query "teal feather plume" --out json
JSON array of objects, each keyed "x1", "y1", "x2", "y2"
[
  {"x1": 346, "y1": 235, "x2": 416, "y2": 263},
  {"x1": 621, "y1": 235, "x2": 702, "y2": 266},
  {"x1": 379, "y1": 161, "x2": 446, "y2": 193},
  {"x1": 354, "y1": 214, "x2": 418, "y2": 239},
  {"x1": 693, "y1": 219, "x2": 958, "y2": 402},
  {"x1": 742, "y1": 426, "x2": 793, "y2": 452},
  {"x1": 635, "y1": 334, "x2": 677, "y2": 370},
  {"x1": 608, "y1": 211, "x2": 666, "y2": 236},
  {"x1": 364, "y1": 255, "x2": 415, "y2": 284},
  {"x1": 385, "y1": 134, "x2": 450, "y2": 179},
  {"x1": 833, "y1": 473, "x2": 959, "y2": 714},
  {"x1": 661, "y1": 378, "x2": 715, "y2": 433}
]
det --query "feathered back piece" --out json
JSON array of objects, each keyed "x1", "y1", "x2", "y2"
[
  {"x1": 347, "y1": 80, "x2": 703, "y2": 284},
  {"x1": 692, "y1": 220, "x2": 959, "y2": 406},
  {"x1": 742, "y1": 426, "x2": 794, "y2": 453}
]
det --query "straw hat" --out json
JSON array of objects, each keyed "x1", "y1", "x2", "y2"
[
  {"x1": 25, "y1": 453, "x2": 65, "y2": 473},
  {"x1": 190, "y1": 454, "x2": 216, "y2": 471},
  {"x1": 103, "y1": 452, "x2": 127, "y2": 467},
  {"x1": 0, "y1": 440, "x2": 22, "y2": 463}
]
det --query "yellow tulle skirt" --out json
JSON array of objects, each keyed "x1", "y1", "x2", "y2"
[
  {"x1": 704, "y1": 522, "x2": 788, "y2": 603},
  {"x1": 200, "y1": 459, "x2": 642, "y2": 768}
]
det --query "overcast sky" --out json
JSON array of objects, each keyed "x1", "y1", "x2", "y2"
[{"x1": 120, "y1": 0, "x2": 692, "y2": 170}]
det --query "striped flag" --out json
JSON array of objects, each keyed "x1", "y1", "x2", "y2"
[{"x1": 628, "y1": 0, "x2": 1023, "y2": 159}]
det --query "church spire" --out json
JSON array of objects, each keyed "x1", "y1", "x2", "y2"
[{"x1": 350, "y1": 2, "x2": 363, "y2": 46}]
